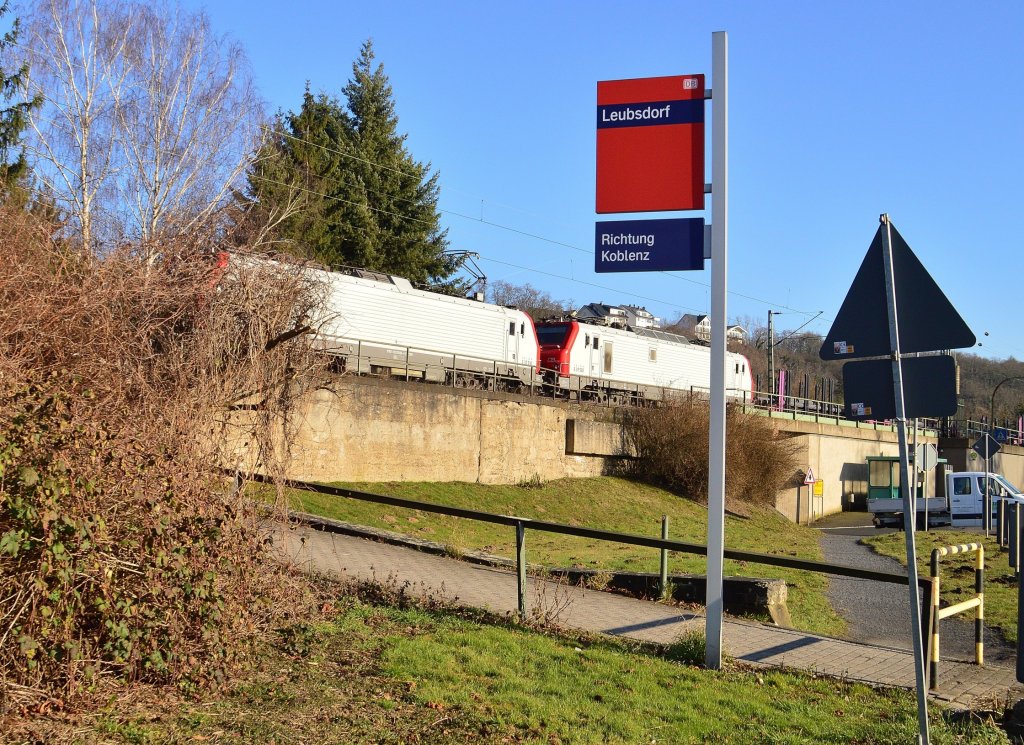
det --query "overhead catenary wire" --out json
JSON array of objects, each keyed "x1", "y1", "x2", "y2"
[
  {"x1": 251, "y1": 131, "x2": 827, "y2": 320},
  {"x1": 477, "y1": 256, "x2": 707, "y2": 316},
  {"x1": 249, "y1": 169, "x2": 824, "y2": 326},
  {"x1": 250, "y1": 173, "x2": 705, "y2": 315}
]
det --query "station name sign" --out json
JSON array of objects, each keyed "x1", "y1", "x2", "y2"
[
  {"x1": 594, "y1": 217, "x2": 704, "y2": 273},
  {"x1": 596, "y1": 74, "x2": 705, "y2": 214}
]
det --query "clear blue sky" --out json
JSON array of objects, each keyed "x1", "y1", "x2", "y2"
[{"x1": 194, "y1": 1, "x2": 1023, "y2": 360}]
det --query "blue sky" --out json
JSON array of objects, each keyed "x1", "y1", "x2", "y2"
[{"x1": 194, "y1": 1, "x2": 1023, "y2": 360}]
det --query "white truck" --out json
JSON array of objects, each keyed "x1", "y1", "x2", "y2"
[
  {"x1": 947, "y1": 471, "x2": 1024, "y2": 527},
  {"x1": 866, "y1": 455, "x2": 1024, "y2": 528}
]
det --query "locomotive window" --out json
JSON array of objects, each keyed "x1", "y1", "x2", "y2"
[
  {"x1": 649, "y1": 348, "x2": 657, "y2": 362},
  {"x1": 520, "y1": 323, "x2": 525, "y2": 336},
  {"x1": 735, "y1": 363, "x2": 740, "y2": 374},
  {"x1": 509, "y1": 321, "x2": 515, "y2": 336},
  {"x1": 593, "y1": 336, "x2": 599, "y2": 347},
  {"x1": 536, "y1": 325, "x2": 570, "y2": 346},
  {"x1": 585, "y1": 334, "x2": 590, "y2": 347}
]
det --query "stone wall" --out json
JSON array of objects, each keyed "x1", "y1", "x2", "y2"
[
  {"x1": 262, "y1": 376, "x2": 1024, "y2": 523},
  {"x1": 276, "y1": 376, "x2": 628, "y2": 484}
]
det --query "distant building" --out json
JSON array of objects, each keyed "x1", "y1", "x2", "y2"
[
  {"x1": 621, "y1": 304, "x2": 662, "y2": 329},
  {"x1": 727, "y1": 324, "x2": 748, "y2": 342},
  {"x1": 678, "y1": 313, "x2": 711, "y2": 341},
  {"x1": 575, "y1": 302, "x2": 663, "y2": 329},
  {"x1": 674, "y1": 314, "x2": 746, "y2": 343},
  {"x1": 575, "y1": 302, "x2": 628, "y2": 326}
]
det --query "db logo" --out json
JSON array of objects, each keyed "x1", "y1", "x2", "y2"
[{"x1": 683, "y1": 78, "x2": 698, "y2": 90}]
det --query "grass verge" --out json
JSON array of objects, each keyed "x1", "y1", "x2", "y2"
[
  {"x1": 274, "y1": 476, "x2": 842, "y2": 635},
  {"x1": 16, "y1": 581, "x2": 1009, "y2": 745},
  {"x1": 862, "y1": 530, "x2": 1018, "y2": 644}
]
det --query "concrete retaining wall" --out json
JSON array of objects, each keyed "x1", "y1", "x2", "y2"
[
  {"x1": 265, "y1": 376, "x2": 1024, "y2": 524},
  {"x1": 278, "y1": 376, "x2": 626, "y2": 484}
]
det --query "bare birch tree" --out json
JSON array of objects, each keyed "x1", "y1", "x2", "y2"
[
  {"x1": 19, "y1": 0, "x2": 134, "y2": 250},
  {"x1": 16, "y1": 0, "x2": 261, "y2": 254},
  {"x1": 108, "y1": 3, "x2": 260, "y2": 252}
]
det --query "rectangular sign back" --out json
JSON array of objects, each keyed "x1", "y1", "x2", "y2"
[
  {"x1": 842, "y1": 354, "x2": 958, "y2": 420},
  {"x1": 596, "y1": 75, "x2": 705, "y2": 214}
]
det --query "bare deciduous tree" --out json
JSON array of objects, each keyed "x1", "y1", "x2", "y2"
[
  {"x1": 16, "y1": 0, "x2": 261, "y2": 254},
  {"x1": 488, "y1": 279, "x2": 569, "y2": 320},
  {"x1": 19, "y1": 0, "x2": 133, "y2": 250}
]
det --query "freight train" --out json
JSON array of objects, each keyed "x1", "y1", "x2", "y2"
[{"x1": 224, "y1": 254, "x2": 753, "y2": 403}]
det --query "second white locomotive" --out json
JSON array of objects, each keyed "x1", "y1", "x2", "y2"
[{"x1": 537, "y1": 319, "x2": 752, "y2": 404}]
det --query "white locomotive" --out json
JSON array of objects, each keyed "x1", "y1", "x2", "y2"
[
  {"x1": 311, "y1": 265, "x2": 540, "y2": 391},
  {"x1": 537, "y1": 320, "x2": 752, "y2": 405}
]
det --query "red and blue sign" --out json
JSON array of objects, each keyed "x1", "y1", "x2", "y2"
[
  {"x1": 596, "y1": 75, "x2": 705, "y2": 214},
  {"x1": 594, "y1": 217, "x2": 705, "y2": 273}
]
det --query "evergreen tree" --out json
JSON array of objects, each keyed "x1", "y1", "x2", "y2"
[
  {"x1": 248, "y1": 41, "x2": 463, "y2": 289},
  {"x1": 0, "y1": 1, "x2": 40, "y2": 202},
  {"x1": 249, "y1": 88, "x2": 349, "y2": 257}
]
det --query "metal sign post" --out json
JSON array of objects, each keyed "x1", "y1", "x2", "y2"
[
  {"x1": 880, "y1": 215, "x2": 930, "y2": 744},
  {"x1": 913, "y1": 420, "x2": 919, "y2": 527},
  {"x1": 593, "y1": 36, "x2": 727, "y2": 669},
  {"x1": 985, "y1": 439, "x2": 991, "y2": 537},
  {"x1": 705, "y1": 29, "x2": 728, "y2": 670},
  {"x1": 820, "y1": 214, "x2": 974, "y2": 745}
]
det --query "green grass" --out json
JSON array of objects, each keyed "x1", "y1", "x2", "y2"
[
  {"x1": 274, "y1": 476, "x2": 842, "y2": 635},
  {"x1": 63, "y1": 594, "x2": 1009, "y2": 745},
  {"x1": 863, "y1": 530, "x2": 1019, "y2": 644}
]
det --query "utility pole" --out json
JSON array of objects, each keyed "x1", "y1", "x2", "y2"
[{"x1": 768, "y1": 310, "x2": 778, "y2": 408}]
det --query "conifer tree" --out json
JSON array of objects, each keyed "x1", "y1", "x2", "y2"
[
  {"x1": 0, "y1": 1, "x2": 40, "y2": 202},
  {"x1": 249, "y1": 88, "x2": 349, "y2": 257},
  {"x1": 248, "y1": 40, "x2": 463, "y2": 289}
]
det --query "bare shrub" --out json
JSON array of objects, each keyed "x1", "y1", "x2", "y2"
[
  {"x1": 0, "y1": 206, "x2": 328, "y2": 712},
  {"x1": 528, "y1": 568, "x2": 576, "y2": 626},
  {"x1": 624, "y1": 398, "x2": 798, "y2": 509}
]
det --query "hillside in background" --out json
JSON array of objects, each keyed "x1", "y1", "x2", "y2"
[{"x1": 730, "y1": 322, "x2": 1024, "y2": 425}]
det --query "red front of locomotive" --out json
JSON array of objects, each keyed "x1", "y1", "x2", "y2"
[{"x1": 536, "y1": 321, "x2": 580, "y2": 378}]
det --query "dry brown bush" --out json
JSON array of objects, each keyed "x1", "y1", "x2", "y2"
[
  {"x1": 0, "y1": 206, "x2": 329, "y2": 714},
  {"x1": 624, "y1": 397, "x2": 798, "y2": 510}
]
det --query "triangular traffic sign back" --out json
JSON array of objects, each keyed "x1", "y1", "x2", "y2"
[{"x1": 819, "y1": 222, "x2": 975, "y2": 360}]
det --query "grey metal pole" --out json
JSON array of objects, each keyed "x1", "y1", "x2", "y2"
[
  {"x1": 515, "y1": 521, "x2": 527, "y2": 621},
  {"x1": 985, "y1": 442, "x2": 990, "y2": 537},
  {"x1": 660, "y1": 515, "x2": 670, "y2": 599},
  {"x1": 925, "y1": 443, "x2": 931, "y2": 532},
  {"x1": 768, "y1": 310, "x2": 775, "y2": 408},
  {"x1": 880, "y1": 214, "x2": 930, "y2": 744},
  {"x1": 705, "y1": 29, "x2": 728, "y2": 670},
  {"x1": 913, "y1": 420, "x2": 921, "y2": 530}
]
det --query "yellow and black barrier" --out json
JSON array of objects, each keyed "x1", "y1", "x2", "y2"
[{"x1": 929, "y1": 543, "x2": 984, "y2": 691}]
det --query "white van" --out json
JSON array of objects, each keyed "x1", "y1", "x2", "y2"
[{"x1": 948, "y1": 472, "x2": 1024, "y2": 527}]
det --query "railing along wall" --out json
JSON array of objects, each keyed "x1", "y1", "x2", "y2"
[
  {"x1": 328, "y1": 341, "x2": 940, "y2": 436},
  {"x1": 242, "y1": 471, "x2": 934, "y2": 645}
]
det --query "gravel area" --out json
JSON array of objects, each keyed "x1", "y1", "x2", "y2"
[{"x1": 814, "y1": 512, "x2": 1015, "y2": 664}]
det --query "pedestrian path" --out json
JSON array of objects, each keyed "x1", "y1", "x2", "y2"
[{"x1": 275, "y1": 523, "x2": 1022, "y2": 710}]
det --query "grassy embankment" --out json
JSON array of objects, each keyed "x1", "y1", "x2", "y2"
[
  {"x1": 278, "y1": 476, "x2": 843, "y2": 636},
  {"x1": 79, "y1": 591, "x2": 1007, "y2": 745},
  {"x1": 863, "y1": 530, "x2": 1019, "y2": 643}
]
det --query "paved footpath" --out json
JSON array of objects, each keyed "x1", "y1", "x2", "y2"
[{"x1": 275, "y1": 524, "x2": 1022, "y2": 711}]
